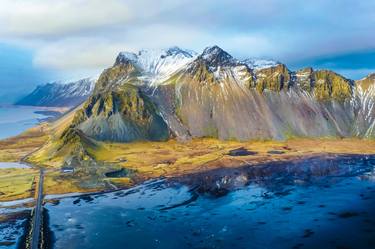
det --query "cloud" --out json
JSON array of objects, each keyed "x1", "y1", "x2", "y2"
[
  {"x1": 0, "y1": 0, "x2": 374, "y2": 79},
  {"x1": 0, "y1": 0, "x2": 189, "y2": 38},
  {"x1": 31, "y1": 27, "x2": 275, "y2": 73},
  {"x1": 0, "y1": 0, "x2": 132, "y2": 38},
  {"x1": 33, "y1": 39, "x2": 128, "y2": 71}
]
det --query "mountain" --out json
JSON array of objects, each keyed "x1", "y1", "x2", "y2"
[
  {"x1": 114, "y1": 47, "x2": 197, "y2": 87},
  {"x1": 354, "y1": 74, "x2": 375, "y2": 137},
  {"x1": 356, "y1": 73, "x2": 375, "y2": 91},
  {"x1": 159, "y1": 47, "x2": 359, "y2": 140},
  {"x1": 15, "y1": 77, "x2": 96, "y2": 107},
  {"x1": 31, "y1": 46, "x2": 375, "y2": 164},
  {"x1": 61, "y1": 48, "x2": 195, "y2": 143}
]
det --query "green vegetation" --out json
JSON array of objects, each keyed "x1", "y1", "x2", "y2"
[
  {"x1": 2, "y1": 117, "x2": 375, "y2": 201},
  {"x1": 60, "y1": 82, "x2": 169, "y2": 145},
  {"x1": 251, "y1": 65, "x2": 353, "y2": 102},
  {"x1": 94, "y1": 63, "x2": 139, "y2": 93},
  {"x1": 0, "y1": 168, "x2": 38, "y2": 201},
  {"x1": 87, "y1": 138, "x2": 375, "y2": 180},
  {"x1": 0, "y1": 124, "x2": 49, "y2": 162},
  {"x1": 313, "y1": 70, "x2": 353, "y2": 102},
  {"x1": 255, "y1": 64, "x2": 291, "y2": 92}
]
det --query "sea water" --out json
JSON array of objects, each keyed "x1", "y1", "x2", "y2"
[
  {"x1": 0, "y1": 105, "x2": 52, "y2": 139},
  {"x1": 45, "y1": 155, "x2": 375, "y2": 249}
]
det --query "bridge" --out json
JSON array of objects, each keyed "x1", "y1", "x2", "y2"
[{"x1": 30, "y1": 169, "x2": 44, "y2": 249}]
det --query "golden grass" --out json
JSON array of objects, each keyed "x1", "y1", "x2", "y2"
[
  {"x1": 2, "y1": 121, "x2": 375, "y2": 202},
  {"x1": 106, "y1": 177, "x2": 132, "y2": 188},
  {"x1": 0, "y1": 168, "x2": 38, "y2": 201},
  {"x1": 89, "y1": 137, "x2": 375, "y2": 179},
  {"x1": 42, "y1": 170, "x2": 98, "y2": 195},
  {"x1": 0, "y1": 124, "x2": 49, "y2": 162},
  {"x1": 25, "y1": 106, "x2": 84, "y2": 168}
]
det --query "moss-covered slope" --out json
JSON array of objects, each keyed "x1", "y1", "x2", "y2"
[
  {"x1": 255, "y1": 64, "x2": 291, "y2": 92},
  {"x1": 313, "y1": 70, "x2": 353, "y2": 102},
  {"x1": 64, "y1": 84, "x2": 169, "y2": 143}
]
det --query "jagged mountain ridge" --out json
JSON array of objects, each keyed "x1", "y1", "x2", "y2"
[
  {"x1": 16, "y1": 77, "x2": 96, "y2": 107},
  {"x1": 115, "y1": 47, "x2": 197, "y2": 87},
  {"x1": 57, "y1": 46, "x2": 375, "y2": 147}
]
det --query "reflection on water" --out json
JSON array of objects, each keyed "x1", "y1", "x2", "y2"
[{"x1": 46, "y1": 155, "x2": 375, "y2": 249}]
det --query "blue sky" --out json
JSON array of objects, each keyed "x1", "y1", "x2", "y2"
[
  {"x1": 0, "y1": 0, "x2": 374, "y2": 103},
  {"x1": 0, "y1": 43, "x2": 53, "y2": 103}
]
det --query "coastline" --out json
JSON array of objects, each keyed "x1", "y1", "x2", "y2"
[
  {"x1": 1, "y1": 117, "x2": 375, "y2": 203},
  {"x1": 1, "y1": 150, "x2": 375, "y2": 204}
]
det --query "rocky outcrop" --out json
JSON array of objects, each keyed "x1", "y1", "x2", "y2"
[
  {"x1": 312, "y1": 70, "x2": 353, "y2": 102},
  {"x1": 255, "y1": 64, "x2": 291, "y2": 92}
]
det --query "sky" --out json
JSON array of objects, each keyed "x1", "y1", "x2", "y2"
[{"x1": 0, "y1": 0, "x2": 375, "y2": 103}]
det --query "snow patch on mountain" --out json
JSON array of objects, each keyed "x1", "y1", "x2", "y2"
[
  {"x1": 117, "y1": 47, "x2": 197, "y2": 86},
  {"x1": 242, "y1": 58, "x2": 280, "y2": 71}
]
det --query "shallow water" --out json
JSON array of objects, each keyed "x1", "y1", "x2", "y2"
[
  {"x1": 0, "y1": 105, "x2": 53, "y2": 139},
  {"x1": 0, "y1": 210, "x2": 30, "y2": 249},
  {"x1": 45, "y1": 155, "x2": 375, "y2": 249},
  {"x1": 0, "y1": 162, "x2": 30, "y2": 169}
]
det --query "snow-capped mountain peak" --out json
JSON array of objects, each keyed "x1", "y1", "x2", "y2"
[
  {"x1": 242, "y1": 58, "x2": 280, "y2": 71},
  {"x1": 115, "y1": 52, "x2": 138, "y2": 65},
  {"x1": 198, "y1": 45, "x2": 236, "y2": 70},
  {"x1": 116, "y1": 47, "x2": 196, "y2": 77},
  {"x1": 116, "y1": 47, "x2": 197, "y2": 86}
]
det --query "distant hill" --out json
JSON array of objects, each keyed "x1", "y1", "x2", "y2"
[{"x1": 15, "y1": 77, "x2": 96, "y2": 107}]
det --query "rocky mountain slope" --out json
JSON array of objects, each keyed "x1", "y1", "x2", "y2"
[
  {"x1": 151, "y1": 46, "x2": 358, "y2": 140},
  {"x1": 30, "y1": 46, "x2": 375, "y2": 164},
  {"x1": 16, "y1": 77, "x2": 96, "y2": 107},
  {"x1": 353, "y1": 74, "x2": 375, "y2": 137}
]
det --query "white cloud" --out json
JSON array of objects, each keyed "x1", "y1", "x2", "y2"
[
  {"x1": 27, "y1": 24, "x2": 201, "y2": 72},
  {"x1": 0, "y1": 0, "x2": 374, "y2": 79},
  {"x1": 0, "y1": 0, "x2": 133, "y2": 38},
  {"x1": 33, "y1": 39, "x2": 128, "y2": 70},
  {"x1": 30, "y1": 25, "x2": 274, "y2": 74}
]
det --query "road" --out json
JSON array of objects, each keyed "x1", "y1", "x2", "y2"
[{"x1": 30, "y1": 169, "x2": 44, "y2": 249}]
